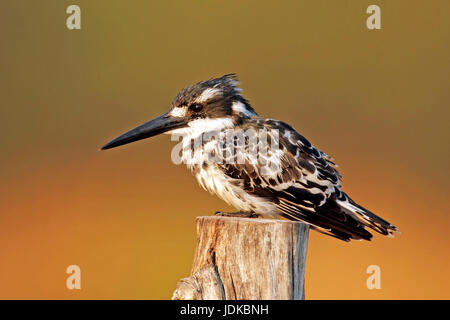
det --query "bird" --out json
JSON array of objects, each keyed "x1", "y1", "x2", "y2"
[{"x1": 101, "y1": 74, "x2": 399, "y2": 241}]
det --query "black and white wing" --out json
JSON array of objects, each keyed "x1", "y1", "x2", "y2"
[{"x1": 218, "y1": 118, "x2": 398, "y2": 241}]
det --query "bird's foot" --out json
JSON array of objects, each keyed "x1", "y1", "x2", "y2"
[{"x1": 214, "y1": 211, "x2": 261, "y2": 218}]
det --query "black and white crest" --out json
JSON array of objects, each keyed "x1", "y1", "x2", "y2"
[
  {"x1": 172, "y1": 74, "x2": 242, "y2": 107},
  {"x1": 169, "y1": 74, "x2": 257, "y2": 121}
]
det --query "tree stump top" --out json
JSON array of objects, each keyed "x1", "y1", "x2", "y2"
[{"x1": 173, "y1": 216, "x2": 309, "y2": 300}]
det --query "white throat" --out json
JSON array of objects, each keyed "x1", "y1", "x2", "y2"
[{"x1": 168, "y1": 117, "x2": 234, "y2": 139}]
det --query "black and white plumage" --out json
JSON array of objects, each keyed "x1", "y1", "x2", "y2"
[{"x1": 102, "y1": 74, "x2": 399, "y2": 241}]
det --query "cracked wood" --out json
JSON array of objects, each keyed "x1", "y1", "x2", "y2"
[{"x1": 172, "y1": 216, "x2": 309, "y2": 300}]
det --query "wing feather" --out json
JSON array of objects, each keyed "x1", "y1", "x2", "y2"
[{"x1": 216, "y1": 118, "x2": 397, "y2": 241}]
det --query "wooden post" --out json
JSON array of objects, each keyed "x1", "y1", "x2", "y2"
[{"x1": 172, "y1": 216, "x2": 309, "y2": 300}]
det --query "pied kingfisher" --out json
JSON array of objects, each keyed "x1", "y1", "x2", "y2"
[{"x1": 102, "y1": 74, "x2": 399, "y2": 241}]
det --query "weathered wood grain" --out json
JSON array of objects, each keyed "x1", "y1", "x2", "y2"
[{"x1": 172, "y1": 216, "x2": 309, "y2": 300}]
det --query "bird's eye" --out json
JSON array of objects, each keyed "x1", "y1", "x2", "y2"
[{"x1": 189, "y1": 103, "x2": 203, "y2": 112}]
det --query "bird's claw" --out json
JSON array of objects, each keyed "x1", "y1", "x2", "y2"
[{"x1": 214, "y1": 211, "x2": 261, "y2": 218}]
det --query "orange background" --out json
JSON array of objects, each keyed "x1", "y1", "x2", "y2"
[{"x1": 0, "y1": 1, "x2": 449, "y2": 299}]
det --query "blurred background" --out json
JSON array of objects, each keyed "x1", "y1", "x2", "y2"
[{"x1": 0, "y1": 0, "x2": 449, "y2": 299}]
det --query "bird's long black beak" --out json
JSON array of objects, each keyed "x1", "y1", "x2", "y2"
[{"x1": 101, "y1": 112, "x2": 188, "y2": 150}]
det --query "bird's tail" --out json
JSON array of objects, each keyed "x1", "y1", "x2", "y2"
[
  {"x1": 336, "y1": 193, "x2": 400, "y2": 238},
  {"x1": 279, "y1": 197, "x2": 375, "y2": 242},
  {"x1": 278, "y1": 192, "x2": 399, "y2": 241}
]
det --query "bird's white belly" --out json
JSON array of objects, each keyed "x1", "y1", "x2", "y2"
[
  {"x1": 193, "y1": 164, "x2": 278, "y2": 215},
  {"x1": 177, "y1": 128, "x2": 278, "y2": 215}
]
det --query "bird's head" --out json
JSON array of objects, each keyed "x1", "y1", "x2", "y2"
[{"x1": 101, "y1": 74, "x2": 256, "y2": 150}]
